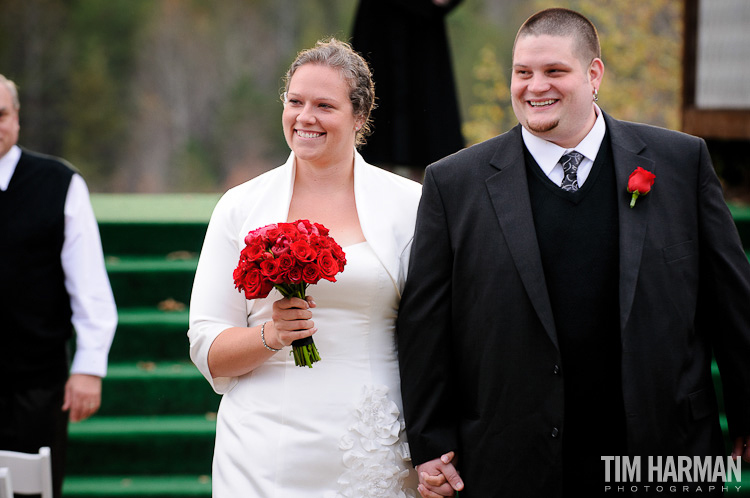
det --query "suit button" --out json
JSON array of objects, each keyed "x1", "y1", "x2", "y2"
[
  {"x1": 553, "y1": 365, "x2": 560, "y2": 375},
  {"x1": 551, "y1": 427, "x2": 559, "y2": 438}
]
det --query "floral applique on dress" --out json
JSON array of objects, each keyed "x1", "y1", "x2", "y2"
[{"x1": 333, "y1": 385, "x2": 415, "y2": 498}]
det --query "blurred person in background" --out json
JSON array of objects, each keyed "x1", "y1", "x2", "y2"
[
  {"x1": 351, "y1": 0, "x2": 464, "y2": 179},
  {"x1": 0, "y1": 73, "x2": 117, "y2": 498}
]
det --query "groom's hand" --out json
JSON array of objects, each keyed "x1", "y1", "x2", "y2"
[
  {"x1": 416, "y1": 451, "x2": 463, "y2": 497},
  {"x1": 732, "y1": 435, "x2": 750, "y2": 462}
]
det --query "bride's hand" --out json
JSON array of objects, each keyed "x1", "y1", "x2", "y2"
[
  {"x1": 269, "y1": 296, "x2": 317, "y2": 348},
  {"x1": 417, "y1": 452, "x2": 463, "y2": 497}
]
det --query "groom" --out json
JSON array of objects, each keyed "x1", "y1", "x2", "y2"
[{"x1": 397, "y1": 7, "x2": 750, "y2": 498}]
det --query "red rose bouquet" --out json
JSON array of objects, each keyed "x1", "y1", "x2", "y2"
[{"x1": 233, "y1": 219, "x2": 346, "y2": 367}]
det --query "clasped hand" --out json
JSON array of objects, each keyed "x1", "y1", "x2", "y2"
[
  {"x1": 416, "y1": 451, "x2": 464, "y2": 497},
  {"x1": 268, "y1": 296, "x2": 317, "y2": 348},
  {"x1": 732, "y1": 435, "x2": 750, "y2": 463}
]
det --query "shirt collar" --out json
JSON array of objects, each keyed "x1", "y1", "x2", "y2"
[
  {"x1": 521, "y1": 104, "x2": 606, "y2": 174},
  {"x1": 0, "y1": 145, "x2": 21, "y2": 191}
]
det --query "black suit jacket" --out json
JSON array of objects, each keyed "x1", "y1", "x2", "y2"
[{"x1": 397, "y1": 114, "x2": 750, "y2": 497}]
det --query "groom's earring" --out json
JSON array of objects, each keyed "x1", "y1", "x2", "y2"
[{"x1": 593, "y1": 88, "x2": 599, "y2": 102}]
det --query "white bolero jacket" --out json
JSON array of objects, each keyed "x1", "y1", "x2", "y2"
[{"x1": 188, "y1": 150, "x2": 422, "y2": 394}]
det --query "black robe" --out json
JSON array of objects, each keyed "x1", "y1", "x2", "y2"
[{"x1": 351, "y1": 0, "x2": 465, "y2": 173}]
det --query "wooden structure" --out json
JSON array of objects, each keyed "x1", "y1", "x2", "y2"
[{"x1": 682, "y1": 0, "x2": 750, "y2": 140}]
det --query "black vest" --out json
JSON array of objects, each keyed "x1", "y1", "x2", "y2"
[
  {"x1": 525, "y1": 134, "x2": 627, "y2": 481},
  {"x1": 0, "y1": 149, "x2": 75, "y2": 381}
]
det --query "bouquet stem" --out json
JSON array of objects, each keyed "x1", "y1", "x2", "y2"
[
  {"x1": 290, "y1": 336, "x2": 321, "y2": 368},
  {"x1": 274, "y1": 283, "x2": 321, "y2": 368}
]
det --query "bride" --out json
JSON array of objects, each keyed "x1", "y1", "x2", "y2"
[{"x1": 188, "y1": 38, "x2": 421, "y2": 497}]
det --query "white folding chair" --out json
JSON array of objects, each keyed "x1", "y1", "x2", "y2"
[
  {"x1": 0, "y1": 467, "x2": 14, "y2": 498},
  {"x1": 0, "y1": 447, "x2": 53, "y2": 498}
]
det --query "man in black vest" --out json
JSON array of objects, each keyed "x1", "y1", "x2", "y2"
[
  {"x1": 0, "y1": 74, "x2": 117, "y2": 497},
  {"x1": 397, "y1": 8, "x2": 750, "y2": 498}
]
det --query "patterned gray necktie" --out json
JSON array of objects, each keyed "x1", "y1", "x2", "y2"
[{"x1": 560, "y1": 151, "x2": 584, "y2": 192}]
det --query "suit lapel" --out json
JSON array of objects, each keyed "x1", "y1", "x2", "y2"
[
  {"x1": 485, "y1": 127, "x2": 559, "y2": 348},
  {"x1": 606, "y1": 115, "x2": 656, "y2": 332},
  {"x1": 484, "y1": 117, "x2": 655, "y2": 342}
]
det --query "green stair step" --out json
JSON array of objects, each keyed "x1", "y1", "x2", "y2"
[
  {"x1": 69, "y1": 415, "x2": 216, "y2": 438},
  {"x1": 63, "y1": 475, "x2": 211, "y2": 497},
  {"x1": 101, "y1": 362, "x2": 220, "y2": 416},
  {"x1": 92, "y1": 194, "x2": 218, "y2": 256},
  {"x1": 107, "y1": 256, "x2": 199, "y2": 273},
  {"x1": 67, "y1": 416, "x2": 216, "y2": 475},
  {"x1": 110, "y1": 308, "x2": 190, "y2": 362},
  {"x1": 98, "y1": 222, "x2": 209, "y2": 256},
  {"x1": 107, "y1": 256, "x2": 198, "y2": 308},
  {"x1": 91, "y1": 194, "x2": 219, "y2": 224}
]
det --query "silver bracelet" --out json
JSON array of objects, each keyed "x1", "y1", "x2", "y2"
[{"x1": 261, "y1": 322, "x2": 282, "y2": 352}]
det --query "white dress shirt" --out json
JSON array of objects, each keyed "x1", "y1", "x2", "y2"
[
  {"x1": 521, "y1": 104, "x2": 607, "y2": 188},
  {"x1": 0, "y1": 145, "x2": 117, "y2": 377}
]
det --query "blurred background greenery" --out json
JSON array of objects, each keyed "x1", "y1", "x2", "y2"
[{"x1": 0, "y1": 0, "x2": 683, "y2": 193}]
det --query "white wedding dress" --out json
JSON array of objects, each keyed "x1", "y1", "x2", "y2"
[{"x1": 211, "y1": 241, "x2": 418, "y2": 497}]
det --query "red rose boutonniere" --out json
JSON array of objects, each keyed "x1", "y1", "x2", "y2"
[
  {"x1": 233, "y1": 219, "x2": 347, "y2": 367},
  {"x1": 627, "y1": 167, "x2": 656, "y2": 208}
]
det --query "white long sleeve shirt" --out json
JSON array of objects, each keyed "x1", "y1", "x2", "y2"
[{"x1": 0, "y1": 145, "x2": 117, "y2": 377}]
